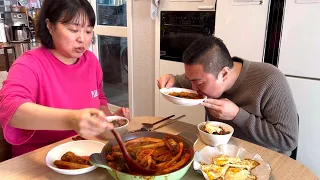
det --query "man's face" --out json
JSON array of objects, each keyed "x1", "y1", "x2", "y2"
[{"x1": 184, "y1": 64, "x2": 225, "y2": 98}]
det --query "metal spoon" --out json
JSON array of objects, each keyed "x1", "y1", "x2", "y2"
[
  {"x1": 141, "y1": 115, "x2": 175, "y2": 129},
  {"x1": 110, "y1": 129, "x2": 156, "y2": 175}
]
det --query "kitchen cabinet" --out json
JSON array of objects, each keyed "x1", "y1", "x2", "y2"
[
  {"x1": 286, "y1": 77, "x2": 320, "y2": 176},
  {"x1": 277, "y1": 0, "x2": 320, "y2": 176},
  {"x1": 215, "y1": 0, "x2": 270, "y2": 62},
  {"x1": 159, "y1": 0, "x2": 216, "y2": 11}
]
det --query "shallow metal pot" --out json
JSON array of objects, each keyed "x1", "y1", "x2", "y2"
[{"x1": 90, "y1": 131, "x2": 198, "y2": 180}]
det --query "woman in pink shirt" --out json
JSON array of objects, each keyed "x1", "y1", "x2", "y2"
[{"x1": 0, "y1": 0, "x2": 130, "y2": 157}]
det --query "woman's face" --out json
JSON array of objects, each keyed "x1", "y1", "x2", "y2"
[{"x1": 47, "y1": 17, "x2": 93, "y2": 61}]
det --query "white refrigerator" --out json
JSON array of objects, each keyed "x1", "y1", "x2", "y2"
[
  {"x1": 277, "y1": 0, "x2": 320, "y2": 176},
  {"x1": 215, "y1": 0, "x2": 320, "y2": 176}
]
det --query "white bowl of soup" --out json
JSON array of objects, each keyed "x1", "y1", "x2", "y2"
[
  {"x1": 160, "y1": 87, "x2": 207, "y2": 106},
  {"x1": 98, "y1": 116, "x2": 129, "y2": 140},
  {"x1": 198, "y1": 121, "x2": 234, "y2": 147}
]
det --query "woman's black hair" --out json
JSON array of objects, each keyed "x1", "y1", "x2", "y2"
[{"x1": 36, "y1": 0, "x2": 96, "y2": 49}]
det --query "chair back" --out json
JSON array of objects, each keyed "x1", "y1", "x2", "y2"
[
  {"x1": 290, "y1": 114, "x2": 299, "y2": 160},
  {"x1": 0, "y1": 128, "x2": 12, "y2": 162},
  {"x1": 0, "y1": 71, "x2": 12, "y2": 161}
]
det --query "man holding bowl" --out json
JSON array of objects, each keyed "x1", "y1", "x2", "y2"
[{"x1": 157, "y1": 36, "x2": 298, "y2": 156}]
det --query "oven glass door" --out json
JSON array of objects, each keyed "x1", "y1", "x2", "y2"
[{"x1": 160, "y1": 11, "x2": 215, "y2": 62}]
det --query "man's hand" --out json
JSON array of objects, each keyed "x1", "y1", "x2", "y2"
[
  {"x1": 201, "y1": 98, "x2": 240, "y2": 120},
  {"x1": 157, "y1": 74, "x2": 176, "y2": 89}
]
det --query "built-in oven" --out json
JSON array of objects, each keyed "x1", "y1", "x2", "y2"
[{"x1": 160, "y1": 11, "x2": 215, "y2": 62}]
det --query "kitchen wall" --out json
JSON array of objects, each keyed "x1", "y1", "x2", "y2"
[{"x1": 132, "y1": 0, "x2": 155, "y2": 116}]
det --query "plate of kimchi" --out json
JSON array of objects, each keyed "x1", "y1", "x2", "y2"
[
  {"x1": 45, "y1": 140, "x2": 105, "y2": 175},
  {"x1": 160, "y1": 87, "x2": 207, "y2": 106}
]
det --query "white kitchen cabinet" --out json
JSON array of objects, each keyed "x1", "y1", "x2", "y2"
[
  {"x1": 159, "y1": 0, "x2": 216, "y2": 11},
  {"x1": 277, "y1": 1, "x2": 320, "y2": 176},
  {"x1": 286, "y1": 77, "x2": 320, "y2": 176},
  {"x1": 214, "y1": 0, "x2": 270, "y2": 62},
  {"x1": 278, "y1": 1, "x2": 320, "y2": 79}
]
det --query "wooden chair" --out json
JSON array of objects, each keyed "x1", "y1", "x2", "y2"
[
  {"x1": 0, "y1": 71, "x2": 12, "y2": 162},
  {"x1": 0, "y1": 43, "x2": 16, "y2": 72},
  {"x1": 290, "y1": 114, "x2": 299, "y2": 160},
  {"x1": 0, "y1": 128, "x2": 12, "y2": 162}
]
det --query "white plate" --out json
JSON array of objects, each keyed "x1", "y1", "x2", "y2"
[
  {"x1": 45, "y1": 140, "x2": 105, "y2": 175},
  {"x1": 193, "y1": 144, "x2": 271, "y2": 180},
  {"x1": 160, "y1": 87, "x2": 207, "y2": 106}
]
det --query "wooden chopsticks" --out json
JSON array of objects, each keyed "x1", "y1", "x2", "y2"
[{"x1": 153, "y1": 115, "x2": 186, "y2": 131}]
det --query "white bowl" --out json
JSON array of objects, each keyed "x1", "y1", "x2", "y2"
[
  {"x1": 198, "y1": 121, "x2": 234, "y2": 147},
  {"x1": 98, "y1": 116, "x2": 129, "y2": 140},
  {"x1": 160, "y1": 87, "x2": 207, "y2": 106},
  {"x1": 45, "y1": 140, "x2": 105, "y2": 175},
  {"x1": 193, "y1": 144, "x2": 271, "y2": 180}
]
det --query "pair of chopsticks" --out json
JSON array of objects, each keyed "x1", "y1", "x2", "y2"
[
  {"x1": 130, "y1": 115, "x2": 185, "y2": 133},
  {"x1": 153, "y1": 115, "x2": 186, "y2": 131}
]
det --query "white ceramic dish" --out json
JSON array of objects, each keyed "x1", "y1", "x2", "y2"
[
  {"x1": 194, "y1": 144, "x2": 271, "y2": 180},
  {"x1": 98, "y1": 116, "x2": 129, "y2": 140},
  {"x1": 160, "y1": 87, "x2": 207, "y2": 106},
  {"x1": 45, "y1": 140, "x2": 105, "y2": 175},
  {"x1": 198, "y1": 121, "x2": 234, "y2": 147}
]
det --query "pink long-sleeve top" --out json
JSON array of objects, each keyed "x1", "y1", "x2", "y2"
[{"x1": 0, "y1": 47, "x2": 108, "y2": 157}]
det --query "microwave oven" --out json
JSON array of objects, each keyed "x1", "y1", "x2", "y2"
[{"x1": 160, "y1": 11, "x2": 215, "y2": 62}]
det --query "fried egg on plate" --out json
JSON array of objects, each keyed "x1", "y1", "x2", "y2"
[
  {"x1": 225, "y1": 167, "x2": 251, "y2": 180},
  {"x1": 212, "y1": 154, "x2": 241, "y2": 166},
  {"x1": 229, "y1": 159, "x2": 260, "y2": 171},
  {"x1": 201, "y1": 164, "x2": 229, "y2": 180}
]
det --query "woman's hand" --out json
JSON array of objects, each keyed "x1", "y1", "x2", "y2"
[
  {"x1": 201, "y1": 98, "x2": 240, "y2": 120},
  {"x1": 113, "y1": 107, "x2": 130, "y2": 119},
  {"x1": 71, "y1": 108, "x2": 114, "y2": 137}
]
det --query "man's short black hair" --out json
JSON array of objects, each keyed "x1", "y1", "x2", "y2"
[
  {"x1": 36, "y1": 0, "x2": 95, "y2": 49},
  {"x1": 182, "y1": 36, "x2": 233, "y2": 77}
]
